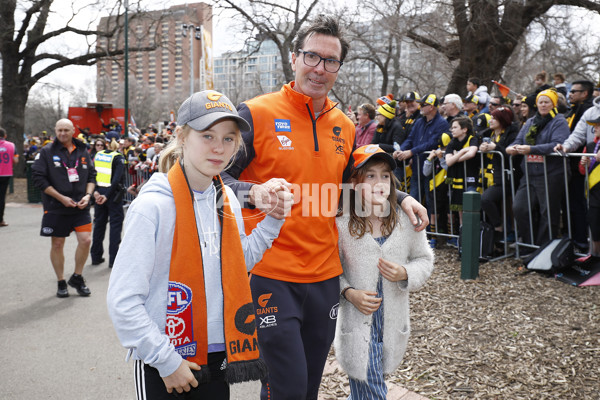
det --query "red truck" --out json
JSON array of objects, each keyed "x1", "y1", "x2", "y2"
[{"x1": 68, "y1": 102, "x2": 126, "y2": 135}]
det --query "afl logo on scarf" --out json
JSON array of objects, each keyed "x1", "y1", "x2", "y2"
[
  {"x1": 166, "y1": 281, "x2": 197, "y2": 357},
  {"x1": 167, "y1": 281, "x2": 192, "y2": 314}
]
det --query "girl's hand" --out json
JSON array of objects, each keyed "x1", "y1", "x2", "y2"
[
  {"x1": 377, "y1": 258, "x2": 408, "y2": 282},
  {"x1": 345, "y1": 289, "x2": 382, "y2": 315},
  {"x1": 162, "y1": 360, "x2": 201, "y2": 394}
]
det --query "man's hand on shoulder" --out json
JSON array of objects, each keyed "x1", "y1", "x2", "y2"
[{"x1": 400, "y1": 196, "x2": 428, "y2": 232}]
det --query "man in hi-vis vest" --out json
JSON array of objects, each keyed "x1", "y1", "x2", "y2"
[{"x1": 91, "y1": 144, "x2": 126, "y2": 268}]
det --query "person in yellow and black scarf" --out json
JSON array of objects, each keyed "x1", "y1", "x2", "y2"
[
  {"x1": 445, "y1": 116, "x2": 479, "y2": 225},
  {"x1": 560, "y1": 80, "x2": 596, "y2": 251},
  {"x1": 372, "y1": 99, "x2": 405, "y2": 154},
  {"x1": 397, "y1": 91, "x2": 421, "y2": 141},
  {"x1": 507, "y1": 89, "x2": 570, "y2": 249},
  {"x1": 578, "y1": 116, "x2": 600, "y2": 259},
  {"x1": 423, "y1": 133, "x2": 451, "y2": 249},
  {"x1": 479, "y1": 106, "x2": 521, "y2": 242}
]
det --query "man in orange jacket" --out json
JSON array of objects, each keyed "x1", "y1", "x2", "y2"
[{"x1": 222, "y1": 16, "x2": 428, "y2": 400}]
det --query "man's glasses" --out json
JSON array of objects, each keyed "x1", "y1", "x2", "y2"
[
  {"x1": 570, "y1": 89, "x2": 584, "y2": 93},
  {"x1": 297, "y1": 50, "x2": 343, "y2": 73},
  {"x1": 489, "y1": 102, "x2": 501, "y2": 107}
]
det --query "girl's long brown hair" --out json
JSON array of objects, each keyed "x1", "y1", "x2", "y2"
[{"x1": 347, "y1": 159, "x2": 400, "y2": 238}]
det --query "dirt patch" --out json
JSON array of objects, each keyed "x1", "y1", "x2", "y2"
[{"x1": 9, "y1": 176, "x2": 598, "y2": 398}]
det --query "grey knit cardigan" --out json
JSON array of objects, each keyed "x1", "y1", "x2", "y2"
[{"x1": 334, "y1": 212, "x2": 434, "y2": 381}]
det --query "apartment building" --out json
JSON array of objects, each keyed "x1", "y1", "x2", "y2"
[{"x1": 96, "y1": 2, "x2": 212, "y2": 102}]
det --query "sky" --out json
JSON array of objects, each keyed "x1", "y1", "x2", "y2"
[
  {"x1": 29, "y1": 0, "x2": 600, "y2": 106},
  {"x1": 34, "y1": 0, "x2": 242, "y2": 104}
]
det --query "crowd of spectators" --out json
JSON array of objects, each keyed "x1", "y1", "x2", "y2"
[
  {"x1": 24, "y1": 119, "x2": 177, "y2": 197},
  {"x1": 21, "y1": 69, "x2": 600, "y2": 260},
  {"x1": 345, "y1": 72, "x2": 600, "y2": 257}
]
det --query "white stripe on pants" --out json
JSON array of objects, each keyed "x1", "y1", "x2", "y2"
[{"x1": 135, "y1": 359, "x2": 146, "y2": 400}]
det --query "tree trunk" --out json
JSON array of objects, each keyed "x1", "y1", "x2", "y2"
[
  {"x1": 2, "y1": 53, "x2": 30, "y2": 178},
  {"x1": 282, "y1": 52, "x2": 294, "y2": 83},
  {"x1": 446, "y1": 21, "x2": 519, "y2": 96}
]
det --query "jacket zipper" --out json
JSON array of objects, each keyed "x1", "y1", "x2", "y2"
[{"x1": 306, "y1": 103, "x2": 337, "y2": 152}]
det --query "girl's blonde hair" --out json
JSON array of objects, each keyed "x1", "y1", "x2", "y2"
[
  {"x1": 158, "y1": 123, "x2": 244, "y2": 173},
  {"x1": 347, "y1": 159, "x2": 400, "y2": 239}
]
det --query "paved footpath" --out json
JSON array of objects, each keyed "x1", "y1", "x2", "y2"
[{"x1": 0, "y1": 203, "x2": 427, "y2": 400}]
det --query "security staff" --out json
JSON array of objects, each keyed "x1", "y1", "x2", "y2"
[
  {"x1": 32, "y1": 118, "x2": 96, "y2": 298},
  {"x1": 91, "y1": 143, "x2": 126, "y2": 268}
]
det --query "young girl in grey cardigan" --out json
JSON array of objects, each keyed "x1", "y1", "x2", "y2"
[{"x1": 335, "y1": 145, "x2": 434, "y2": 399}]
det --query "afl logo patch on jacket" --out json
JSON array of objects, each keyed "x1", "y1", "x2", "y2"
[{"x1": 237, "y1": 82, "x2": 356, "y2": 283}]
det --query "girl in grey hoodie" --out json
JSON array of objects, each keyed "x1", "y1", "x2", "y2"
[{"x1": 107, "y1": 91, "x2": 292, "y2": 399}]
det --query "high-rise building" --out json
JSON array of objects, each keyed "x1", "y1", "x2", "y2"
[
  {"x1": 213, "y1": 40, "x2": 285, "y2": 105},
  {"x1": 96, "y1": 2, "x2": 212, "y2": 102}
]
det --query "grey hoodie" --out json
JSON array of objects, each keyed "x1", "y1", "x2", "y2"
[
  {"x1": 107, "y1": 173, "x2": 284, "y2": 377},
  {"x1": 468, "y1": 85, "x2": 490, "y2": 107},
  {"x1": 563, "y1": 96, "x2": 600, "y2": 152}
]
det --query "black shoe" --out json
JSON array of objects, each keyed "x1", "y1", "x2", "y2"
[
  {"x1": 57, "y1": 280, "x2": 69, "y2": 298},
  {"x1": 68, "y1": 274, "x2": 91, "y2": 296},
  {"x1": 91, "y1": 258, "x2": 105, "y2": 266}
]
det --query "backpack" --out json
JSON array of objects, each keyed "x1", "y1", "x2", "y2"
[
  {"x1": 524, "y1": 238, "x2": 574, "y2": 273},
  {"x1": 479, "y1": 221, "x2": 495, "y2": 261},
  {"x1": 458, "y1": 221, "x2": 495, "y2": 262}
]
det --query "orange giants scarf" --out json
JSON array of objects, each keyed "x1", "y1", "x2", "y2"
[{"x1": 166, "y1": 161, "x2": 266, "y2": 384}]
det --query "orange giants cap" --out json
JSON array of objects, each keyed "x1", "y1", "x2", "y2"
[{"x1": 353, "y1": 145, "x2": 396, "y2": 171}]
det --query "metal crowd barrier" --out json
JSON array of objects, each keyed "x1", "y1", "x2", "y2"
[
  {"x1": 401, "y1": 150, "x2": 593, "y2": 261},
  {"x1": 123, "y1": 167, "x2": 153, "y2": 204}
]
